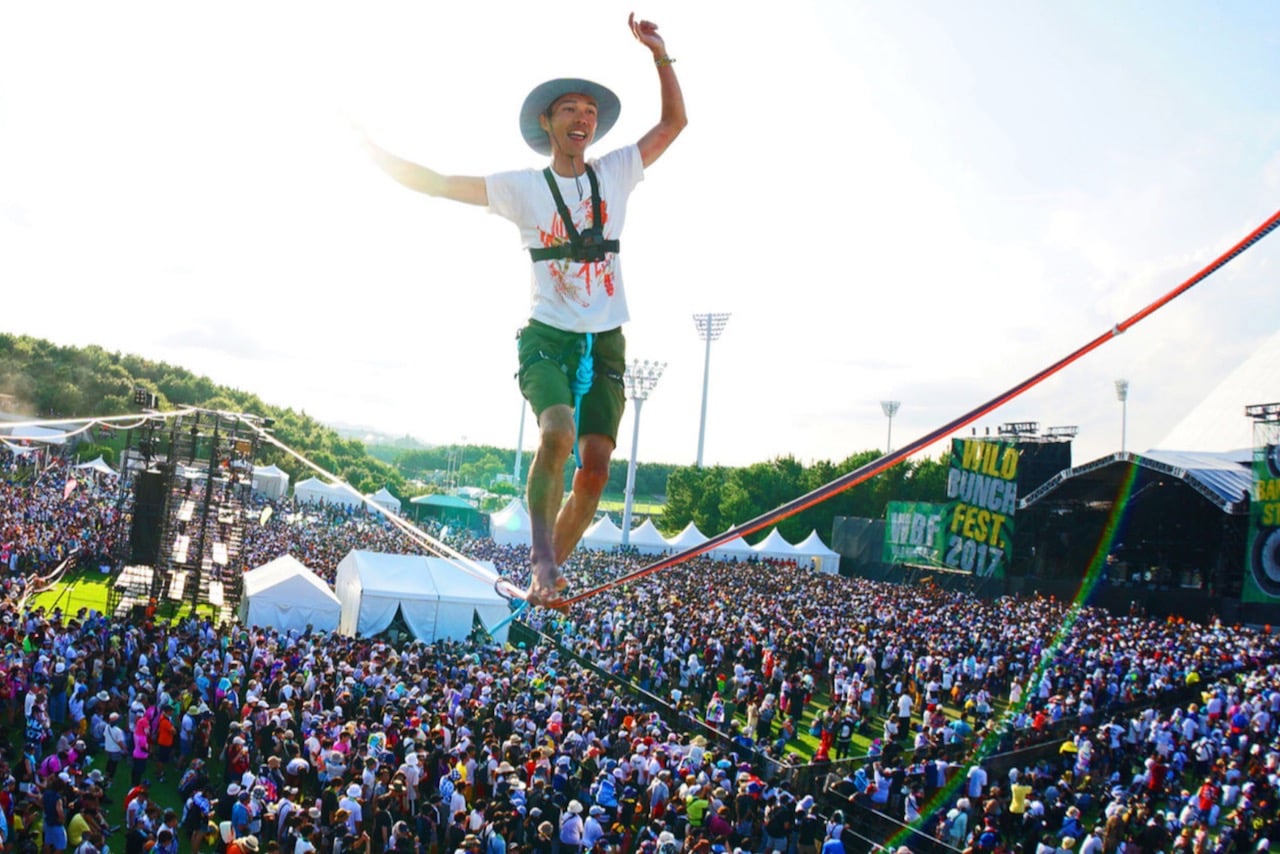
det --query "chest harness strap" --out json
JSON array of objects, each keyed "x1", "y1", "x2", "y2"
[{"x1": 528, "y1": 165, "x2": 619, "y2": 263}]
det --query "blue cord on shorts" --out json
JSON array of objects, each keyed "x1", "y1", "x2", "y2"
[{"x1": 570, "y1": 333, "x2": 594, "y2": 469}]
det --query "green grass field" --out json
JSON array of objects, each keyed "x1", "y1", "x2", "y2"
[
  {"x1": 596, "y1": 497, "x2": 664, "y2": 518},
  {"x1": 30, "y1": 569, "x2": 223, "y2": 623}
]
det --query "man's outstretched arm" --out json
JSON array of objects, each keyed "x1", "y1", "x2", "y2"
[
  {"x1": 630, "y1": 12, "x2": 688, "y2": 169},
  {"x1": 359, "y1": 129, "x2": 488, "y2": 206}
]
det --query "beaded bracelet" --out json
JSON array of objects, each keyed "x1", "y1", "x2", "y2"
[{"x1": 655, "y1": 55, "x2": 676, "y2": 67}]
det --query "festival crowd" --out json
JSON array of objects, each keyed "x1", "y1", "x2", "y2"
[{"x1": 2, "y1": 458, "x2": 1280, "y2": 853}]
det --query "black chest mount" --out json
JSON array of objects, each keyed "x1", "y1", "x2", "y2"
[{"x1": 528, "y1": 164, "x2": 619, "y2": 264}]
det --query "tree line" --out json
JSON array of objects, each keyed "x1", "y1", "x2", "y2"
[
  {"x1": 661, "y1": 452, "x2": 947, "y2": 542},
  {"x1": 0, "y1": 332, "x2": 945, "y2": 539},
  {"x1": 374, "y1": 443, "x2": 678, "y2": 499},
  {"x1": 0, "y1": 333, "x2": 403, "y2": 497}
]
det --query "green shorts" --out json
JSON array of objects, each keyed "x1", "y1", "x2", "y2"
[{"x1": 517, "y1": 319, "x2": 626, "y2": 445}]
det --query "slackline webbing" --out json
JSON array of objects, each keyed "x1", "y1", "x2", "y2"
[
  {"x1": 251, "y1": 427, "x2": 502, "y2": 589},
  {"x1": 558, "y1": 208, "x2": 1280, "y2": 608}
]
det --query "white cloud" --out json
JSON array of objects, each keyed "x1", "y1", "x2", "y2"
[{"x1": 1, "y1": 0, "x2": 1278, "y2": 473}]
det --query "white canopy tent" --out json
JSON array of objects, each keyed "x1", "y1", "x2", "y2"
[
  {"x1": 251, "y1": 464, "x2": 290, "y2": 500},
  {"x1": 239, "y1": 554, "x2": 341, "y2": 633},
  {"x1": 293, "y1": 477, "x2": 360, "y2": 508},
  {"x1": 666, "y1": 521, "x2": 709, "y2": 551},
  {"x1": 490, "y1": 499, "x2": 533, "y2": 547},
  {"x1": 366, "y1": 487, "x2": 402, "y2": 516},
  {"x1": 74, "y1": 456, "x2": 117, "y2": 477},
  {"x1": 1, "y1": 425, "x2": 66, "y2": 445},
  {"x1": 627, "y1": 519, "x2": 671, "y2": 555},
  {"x1": 710, "y1": 529, "x2": 756, "y2": 562},
  {"x1": 457, "y1": 486, "x2": 488, "y2": 502},
  {"x1": 752, "y1": 528, "x2": 800, "y2": 561},
  {"x1": 793, "y1": 530, "x2": 842, "y2": 574},
  {"x1": 334, "y1": 550, "x2": 510, "y2": 642},
  {"x1": 581, "y1": 516, "x2": 622, "y2": 550}
]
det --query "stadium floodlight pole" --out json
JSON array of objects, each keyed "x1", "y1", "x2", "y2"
[
  {"x1": 622, "y1": 359, "x2": 666, "y2": 547},
  {"x1": 1115, "y1": 379, "x2": 1130, "y2": 453},
  {"x1": 880, "y1": 400, "x2": 901, "y2": 454},
  {"x1": 693, "y1": 312, "x2": 731, "y2": 467}
]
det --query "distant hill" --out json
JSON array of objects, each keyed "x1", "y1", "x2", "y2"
[
  {"x1": 0, "y1": 332, "x2": 405, "y2": 496},
  {"x1": 329, "y1": 422, "x2": 435, "y2": 449}
]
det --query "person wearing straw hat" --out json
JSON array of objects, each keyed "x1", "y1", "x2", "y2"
[{"x1": 362, "y1": 13, "x2": 686, "y2": 608}]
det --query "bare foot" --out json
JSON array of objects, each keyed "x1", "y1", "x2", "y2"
[
  {"x1": 526, "y1": 564, "x2": 570, "y2": 610},
  {"x1": 548, "y1": 565, "x2": 569, "y2": 592},
  {"x1": 525, "y1": 581, "x2": 569, "y2": 611}
]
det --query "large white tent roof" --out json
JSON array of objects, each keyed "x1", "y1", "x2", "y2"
[{"x1": 1160, "y1": 326, "x2": 1280, "y2": 452}]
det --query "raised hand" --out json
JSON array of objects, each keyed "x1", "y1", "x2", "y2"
[{"x1": 629, "y1": 12, "x2": 667, "y2": 58}]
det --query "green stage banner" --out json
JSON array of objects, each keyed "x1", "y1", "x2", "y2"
[
  {"x1": 883, "y1": 501, "x2": 947, "y2": 566},
  {"x1": 943, "y1": 438, "x2": 1017, "y2": 577},
  {"x1": 1244, "y1": 443, "x2": 1280, "y2": 602}
]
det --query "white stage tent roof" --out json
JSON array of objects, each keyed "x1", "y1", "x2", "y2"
[{"x1": 1160, "y1": 326, "x2": 1280, "y2": 453}]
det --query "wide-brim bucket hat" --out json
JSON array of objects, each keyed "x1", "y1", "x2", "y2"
[{"x1": 520, "y1": 78, "x2": 620, "y2": 155}]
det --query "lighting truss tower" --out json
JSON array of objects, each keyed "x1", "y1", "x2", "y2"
[
  {"x1": 880, "y1": 400, "x2": 901, "y2": 454},
  {"x1": 693, "y1": 312, "x2": 730, "y2": 467},
  {"x1": 621, "y1": 359, "x2": 666, "y2": 546},
  {"x1": 1115, "y1": 379, "x2": 1130, "y2": 453}
]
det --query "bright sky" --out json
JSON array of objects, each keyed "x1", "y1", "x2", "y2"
[{"x1": 2, "y1": 1, "x2": 1278, "y2": 471}]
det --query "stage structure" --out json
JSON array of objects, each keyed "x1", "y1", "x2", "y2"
[
  {"x1": 109, "y1": 411, "x2": 267, "y2": 618},
  {"x1": 1243, "y1": 402, "x2": 1280, "y2": 614}
]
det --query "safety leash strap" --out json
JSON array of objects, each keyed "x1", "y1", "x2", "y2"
[{"x1": 571, "y1": 332, "x2": 595, "y2": 469}]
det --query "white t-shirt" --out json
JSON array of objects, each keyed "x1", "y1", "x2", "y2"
[{"x1": 486, "y1": 145, "x2": 644, "y2": 334}]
